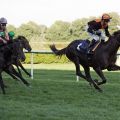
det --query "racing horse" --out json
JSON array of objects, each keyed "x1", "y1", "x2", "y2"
[
  {"x1": 12, "y1": 36, "x2": 32, "y2": 77},
  {"x1": 0, "y1": 39, "x2": 30, "y2": 94},
  {"x1": 2, "y1": 36, "x2": 32, "y2": 84},
  {"x1": 4, "y1": 36, "x2": 32, "y2": 81},
  {"x1": 50, "y1": 30, "x2": 120, "y2": 92}
]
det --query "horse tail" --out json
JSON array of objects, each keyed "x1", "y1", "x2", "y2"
[{"x1": 50, "y1": 44, "x2": 66, "y2": 56}]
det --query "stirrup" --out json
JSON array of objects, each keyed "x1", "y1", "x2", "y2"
[{"x1": 87, "y1": 50, "x2": 94, "y2": 55}]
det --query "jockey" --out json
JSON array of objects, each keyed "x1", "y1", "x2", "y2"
[
  {"x1": 0, "y1": 17, "x2": 15, "y2": 45},
  {"x1": 0, "y1": 17, "x2": 10, "y2": 45},
  {"x1": 87, "y1": 13, "x2": 112, "y2": 54}
]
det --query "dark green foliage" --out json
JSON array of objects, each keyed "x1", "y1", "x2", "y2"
[
  {"x1": 24, "y1": 53, "x2": 70, "y2": 64},
  {"x1": 7, "y1": 12, "x2": 120, "y2": 43},
  {"x1": 45, "y1": 20, "x2": 71, "y2": 41},
  {"x1": 109, "y1": 12, "x2": 120, "y2": 33},
  {"x1": 69, "y1": 18, "x2": 89, "y2": 40}
]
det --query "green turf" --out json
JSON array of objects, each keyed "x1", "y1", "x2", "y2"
[{"x1": 0, "y1": 65, "x2": 120, "y2": 120}]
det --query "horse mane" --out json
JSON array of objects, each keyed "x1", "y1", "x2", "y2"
[
  {"x1": 17, "y1": 35, "x2": 25, "y2": 39},
  {"x1": 106, "y1": 30, "x2": 120, "y2": 43},
  {"x1": 14, "y1": 35, "x2": 25, "y2": 40},
  {"x1": 113, "y1": 30, "x2": 120, "y2": 36},
  {"x1": 13, "y1": 36, "x2": 25, "y2": 43}
]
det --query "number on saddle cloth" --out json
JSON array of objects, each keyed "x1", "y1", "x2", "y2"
[{"x1": 77, "y1": 40, "x2": 90, "y2": 53}]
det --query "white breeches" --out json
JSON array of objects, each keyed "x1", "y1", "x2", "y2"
[{"x1": 88, "y1": 30, "x2": 106, "y2": 41}]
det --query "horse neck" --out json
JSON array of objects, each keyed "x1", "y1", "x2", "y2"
[
  {"x1": 4, "y1": 42, "x2": 18, "y2": 55},
  {"x1": 2, "y1": 44, "x2": 13, "y2": 60},
  {"x1": 105, "y1": 36, "x2": 120, "y2": 56},
  {"x1": 3, "y1": 44, "x2": 12, "y2": 53}
]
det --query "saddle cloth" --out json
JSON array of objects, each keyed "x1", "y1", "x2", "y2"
[{"x1": 77, "y1": 40, "x2": 90, "y2": 53}]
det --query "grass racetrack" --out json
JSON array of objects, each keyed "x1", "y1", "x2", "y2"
[{"x1": 0, "y1": 63, "x2": 120, "y2": 120}]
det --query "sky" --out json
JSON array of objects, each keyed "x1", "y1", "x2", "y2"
[{"x1": 0, "y1": 0, "x2": 120, "y2": 27}]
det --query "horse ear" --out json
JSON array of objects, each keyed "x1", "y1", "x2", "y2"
[
  {"x1": 113, "y1": 30, "x2": 120, "y2": 36},
  {"x1": 18, "y1": 35, "x2": 25, "y2": 39},
  {"x1": 17, "y1": 35, "x2": 21, "y2": 39}
]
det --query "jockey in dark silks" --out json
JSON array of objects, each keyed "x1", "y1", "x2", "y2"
[
  {"x1": 86, "y1": 13, "x2": 112, "y2": 54},
  {"x1": 0, "y1": 17, "x2": 15, "y2": 46}
]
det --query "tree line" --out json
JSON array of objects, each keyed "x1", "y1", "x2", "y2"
[{"x1": 8, "y1": 12, "x2": 120, "y2": 42}]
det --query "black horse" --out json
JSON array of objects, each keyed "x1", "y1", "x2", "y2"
[
  {"x1": 2, "y1": 36, "x2": 32, "y2": 84},
  {"x1": 50, "y1": 30, "x2": 120, "y2": 92},
  {"x1": 0, "y1": 40, "x2": 28, "y2": 94},
  {"x1": 11, "y1": 36, "x2": 32, "y2": 77},
  {"x1": 3, "y1": 36, "x2": 32, "y2": 88}
]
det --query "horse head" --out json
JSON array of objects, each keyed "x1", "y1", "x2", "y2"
[
  {"x1": 17, "y1": 36, "x2": 32, "y2": 52},
  {"x1": 12, "y1": 41, "x2": 26, "y2": 62}
]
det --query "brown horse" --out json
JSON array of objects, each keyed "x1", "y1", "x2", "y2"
[
  {"x1": 11, "y1": 36, "x2": 32, "y2": 77},
  {"x1": 3, "y1": 36, "x2": 32, "y2": 87},
  {"x1": 50, "y1": 30, "x2": 120, "y2": 92},
  {"x1": 3, "y1": 36, "x2": 32, "y2": 82},
  {"x1": 4, "y1": 36, "x2": 32, "y2": 81},
  {"x1": 0, "y1": 40, "x2": 27, "y2": 94}
]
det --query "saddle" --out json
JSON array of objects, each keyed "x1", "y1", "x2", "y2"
[
  {"x1": 87, "y1": 40, "x2": 101, "y2": 54},
  {"x1": 77, "y1": 39, "x2": 101, "y2": 61},
  {"x1": 77, "y1": 39, "x2": 90, "y2": 53}
]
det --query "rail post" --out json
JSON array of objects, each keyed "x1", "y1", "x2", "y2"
[{"x1": 30, "y1": 52, "x2": 34, "y2": 79}]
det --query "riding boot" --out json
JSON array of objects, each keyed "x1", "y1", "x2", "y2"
[
  {"x1": 101, "y1": 39, "x2": 105, "y2": 43},
  {"x1": 87, "y1": 39, "x2": 96, "y2": 55}
]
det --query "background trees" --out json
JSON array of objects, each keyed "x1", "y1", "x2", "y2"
[
  {"x1": 8, "y1": 12, "x2": 120, "y2": 43},
  {"x1": 45, "y1": 21, "x2": 70, "y2": 41},
  {"x1": 7, "y1": 12, "x2": 120, "y2": 63}
]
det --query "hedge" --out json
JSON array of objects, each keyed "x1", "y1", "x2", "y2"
[{"x1": 24, "y1": 53, "x2": 70, "y2": 64}]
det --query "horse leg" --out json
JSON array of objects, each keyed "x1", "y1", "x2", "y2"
[
  {"x1": 7, "y1": 66, "x2": 30, "y2": 86},
  {"x1": 93, "y1": 67, "x2": 107, "y2": 85},
  {"x1": 74, "y1": 59, "x2": 86, "y2": 81},
  {"x1": 0, "y1": 73, "x2": 5, "y2": 94},
  {"x1": 13, "y1": 60, "x2": 23, "y2": 77},
  {"x1": 16, "y1": 65, "x2": 22, "y2": 77},
  {"x1": 107, "y1": 64, "x2": 120, "y2": 71},
  {"x1": 4, "y1": 67, "x2": 19, "y2": 81},
  {"x1": 84, "y1": 66, "x2": 102, "y2": 92},
  {"x1": 18, "y1": 61, "x2": 31, "y2": 77}
]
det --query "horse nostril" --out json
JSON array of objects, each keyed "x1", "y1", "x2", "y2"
[
  {"x1": 28, "y1": 48, "x2": 32, "y2": 52},
  {"x1": 19, "y1": 55, "x2": 26, "y2": 62}
]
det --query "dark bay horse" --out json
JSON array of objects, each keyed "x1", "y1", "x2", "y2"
[
  {"x1": 3, "y1": 36, "x2": 32, "y2": 87},
  {"x1": 11, "y1": 36, "x2": 32, "y2": 77},
  {"x1": 50, "y1": 30, "x2": 120, "y2": 92},
  {"x1": 0, "y1": 40, "x2": 28, "y2": 94},
  {"x1": 2, "y1": 36, "x2": 32, "y2": 82}
]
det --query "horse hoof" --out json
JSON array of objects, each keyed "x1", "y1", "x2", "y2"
[
  {"x1": 26, "y1": 83, "x2": 30, "y2": 87},
  {"x1": 94, "y1": 79, "x2": 99, "y2": 84},
  {"x1": 97, "y1": 88, "x2": 103, "y2": 93},
  {"x1": 98, "y1": 82, "x2": 103, "y2": 85},
  {"x1": 29, "y1": 74, "x2": 32, "y2": 77}
]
